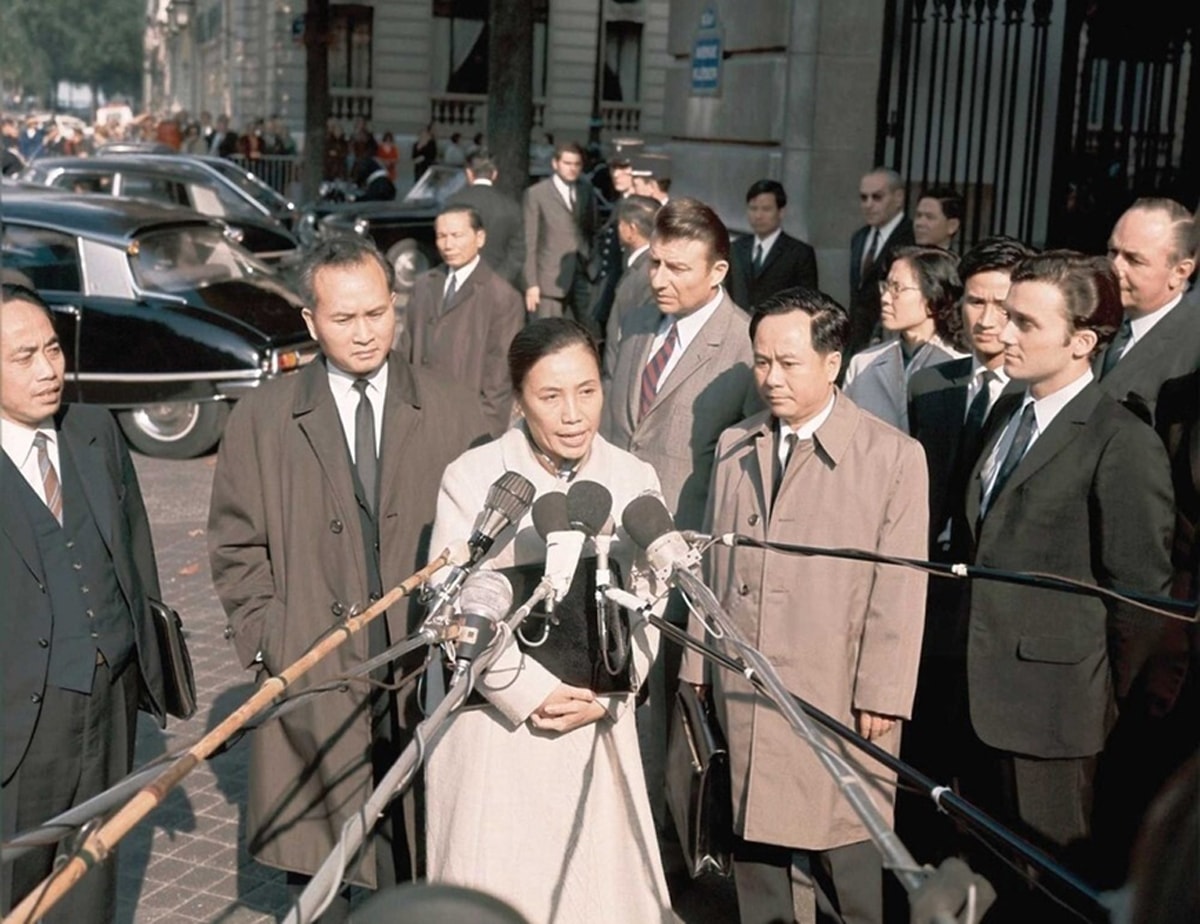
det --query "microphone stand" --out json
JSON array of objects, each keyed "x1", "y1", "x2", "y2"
[
  {"x1": 615, "y1": 587, "x2": 1109, "y2": 924},
  {"x1": 3, "y1": 547, "x2": 463, "y2": 924},
  {"x1": 715, "y1": 534, "x2": 1195, "y2": 620},
  {"x1": 285, "y1": 579, "x2": 558, "y2": 924}
]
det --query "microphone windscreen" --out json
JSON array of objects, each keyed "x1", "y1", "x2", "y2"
[
  {"x1": 566, "y1": 480, "x2": 612, "y2": 537},
  {"x1": 458, "y1": 570, "x2": 514, "y2": 619},
  {"x1": 530, "y1": 491, "x2": 570, "y2": 539},
  {"x1": 485, "y1": 471, "x2": 537, "y2": 525},
  {"x1": 621, "y1": 492, "x2": 675, "y2": 551}
]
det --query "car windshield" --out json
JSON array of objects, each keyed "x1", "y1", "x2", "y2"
[
  {"x1": 205, "y1": 159, "x2": 293, "y2": 212},
  {"x1": 130, "y1": 225, "x2": 271, "y2": 293},
  {"x1": 404, "y1": 165, "x2": 466, "y2": 204}
]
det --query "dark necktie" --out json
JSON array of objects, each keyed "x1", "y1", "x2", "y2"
[
  {"x1": 773, "y1": 432, "x2": 798, "y2": 501},
  {"x1": 963, "y1": 371, "x2": 996, "y2": 439},
  {"x1": 568, "y1": 184, "x2": 576, "y2": 211},
  {"x1": 639, "y1": 321, "x2": 679, "y2": 422},
  {"x1": 353, "y1": 379, "x2": 377, "y2": 513},
  {"x1": 1100, "y1": 318, "x2": 1134, "y2": 378},
  {"x1": 753, "y1": 242, "x2": 764, "y2": 275},
  {"x1": 33, "y1": 432, "x2": 63, "y2": 524},
  {"x1": 861, "y1": 228, "x2": 880, "y2": 279},
  {"x1": 442, "y1": 271, "x2": 458, "y2": 312},
  {"x1": 984, "y1": 402, "x2": 1036, "y2": 514}
]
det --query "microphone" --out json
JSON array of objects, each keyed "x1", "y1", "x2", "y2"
[
  {"x1": 469, "y1": 471, "x2": 537, "y2": 564},
  {"x1": 620, "y1": 492, "x2": 703, "y2": 582},
  {"x1": 449, "y1": 570, "x2": 514, "y2": 687},
  {"x1": 530, "y1": 492, "x2": 585, "y2": 607},
  {"x1": 566, "y1": 480, "x2": 613, "y2": 537}
]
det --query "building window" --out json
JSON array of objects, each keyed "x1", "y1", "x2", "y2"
[
  {"x1": 432, "y1": 0, "x2": 549, "y2": 96},
  {"x1": 330, "y1": 4, "x2": 373, "y2": 90},
  {"x1": 603, "y1": 20, "x2": 642, "y2": 103}
]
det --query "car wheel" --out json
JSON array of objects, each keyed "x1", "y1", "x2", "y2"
[
  {"x1": 386, "y1": 240, "x2": 430, "y2": 293},
  {"x1": 117, "y1": 401, "x2": 230, "y2": 459}
]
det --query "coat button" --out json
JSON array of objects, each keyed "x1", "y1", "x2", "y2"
[
  {"x1": 30, "y1": 693, "x2": 41, "y2": 704},
  {"x1": 747, "y1": 513, "x2": 759, "y2": 526},
  {"x1": 331, "y1": 601, "x2": 345, "y2": 617},
  {"x1": 223, "y1": 626, "x2": 234, "y2": 640},
  {"x1": 738, "y1": 583, "x2": 751, "y2": 596},
  {"x1": 369, "y1": 592, "x2": 380, "y2": 602},
  {"x1": 38, "y1": 638, "x2": 49, "y2": 648},
  {"x1": 330, "y1": 519, "x2": 343, "y2": 534}
]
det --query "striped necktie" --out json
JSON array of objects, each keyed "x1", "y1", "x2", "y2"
[
  {"x1": 639, "y1": 321, "x2": 679, "y2": 421},
  {"x1": 34, "y1": 432, "x2": 63, "y2": 524}
]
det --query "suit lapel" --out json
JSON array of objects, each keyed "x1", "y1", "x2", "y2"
[
  {"x1": 623, "y1": 314, "x2": 659, "y2": 425},
  {"x1": 0, "y1": 452, "x2": 44, "y2": 581},
  {"x1": 996, "y1": 385, "x2": 1101, "y2": 504},
  {"x1": 1098, "y1": 303, "x2": 1184, "y2": 391},
  {"x1": 294, "y1": 362, "x2": 365, "y2": 537},
  {"x1": 60, "y1": 413, "x2": 115, "y2": 550},
  {"x1": 643, "y1": 294, "x2": 732, "y2": 417},
  {"x1": 377, "y1": 361, "x2": 421, "y2": 524},
  {"x1": 967, "y1": 392, "x2": 1022, "y2": 529}
]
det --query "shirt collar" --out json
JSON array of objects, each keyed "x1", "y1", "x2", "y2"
[
  {"x1": 873, "y1": 210, "x2": 905, "y2": 245},
  {"x1": 1, "y1": 418, "x2": 55, "y2": 469},
  {"x1": 779, "y1": 391, "x2": 836, "y2": 443},
  {"x1": 472, "y1": 178, "x2": 494, "y2": 186},
  {"x1": 970, "y1": 356, "x2": 1009, "y2": 386},
  {"x1": 1023, "y1": 369, "x2": 1093, "y2": 434},
  {"x1": 754, "y1": 227, "x2": 783, "y2": 254},
  {"x1": 446, "y1": 254, "x2": 481, "y2": 289},
  {"x1": 326, "y1": 359, "x2": 389, "y2": 400},
  {"x1": 1129, "y1": 290, "x2": 1185, "y2": 340},
  {"x1": 665, "y1": 286, "x2": 725, "y2": 344},
  {"x1": 627, "y1": 243, "x2": 649, "y2": 268},
  {"x1": 551, "y1": 174, "x2": 574, "y2": 204}
]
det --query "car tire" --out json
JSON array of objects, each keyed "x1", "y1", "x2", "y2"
[
  {"x1": 117, "y1": 401, "x2": 230, "y2": 459},
  {"x1": 385, "y1": 239, "x2": 430, "y2": 293}
]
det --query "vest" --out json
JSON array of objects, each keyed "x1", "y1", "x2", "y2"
[{"x1": 19, "y1": 439, "x2": 135, "y2": 693}]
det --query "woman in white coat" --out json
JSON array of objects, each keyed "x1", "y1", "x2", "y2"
[
  {"x1": 843, "y1": 245, "x2": 967, "y2": 431},
  {"x1": 424, "y1": 318, "x2": 675, "y2": 924}
]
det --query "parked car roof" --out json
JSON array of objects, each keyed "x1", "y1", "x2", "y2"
[{"x1": 1, "y1": 187, "x2": 223, "y2": 245}]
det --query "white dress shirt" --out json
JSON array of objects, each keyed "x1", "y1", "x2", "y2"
[
  {"x1": 2, "y1": 419, "x2": 61, "y2": 505},
  {"x1": 753, "y1": 227, "x2": 783, "y2": 265},
  {"x1": 963, "y1": 360, "x2": 1010, "y2": 423},
  {"x1": 444, "y1": 254, "x2": 481, "y2": 297},
  {"x1": 646, "y1": 286, "x2": 724, "y2": 390},
  {"x1": 627, "y1": 243, "x2": 649, "y2": 269},
  {"x1": 551, "y1": 174, "x2": 576, "y2": 211},
  {"x1": 779, "y1": 392, "x2": 836, "y2": 467},
  {"x1": 1128, "y1": 291, "x2": 1184, "y2": 347},
  {"x1": 326, "y1": 361, "x2": 389, "y2": 461}
]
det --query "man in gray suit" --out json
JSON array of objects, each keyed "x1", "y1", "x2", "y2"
[
  {"x1": 603, "y1": 197, "x2": 762, "y2": 837},
  {"x1": 523, "y1": 141, "x2": 598, "y2": 331},
  {"x1": 603, "y1": 194, "x2": 659, "y2": 377},
  {"x1": 446, "y1": 153, "x2": 524, "y2": 288}
]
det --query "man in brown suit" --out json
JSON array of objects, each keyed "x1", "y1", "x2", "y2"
[
  {"x1": 682, "y1": 288, "x2": 928, "y2": 924},
  {"x1": 208, "y1": 236, "x2": 488, "y2": 919},
  {"x1": 401, "y1": 205, "x2": 525, "y2": 435},
  {"x1": 522, "y1": 141, "x2": 598, "y2": 330}
]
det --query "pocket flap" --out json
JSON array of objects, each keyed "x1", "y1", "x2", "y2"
[{"x1": 1017, "y1": 634, "x2": 1090, "y2": 665}]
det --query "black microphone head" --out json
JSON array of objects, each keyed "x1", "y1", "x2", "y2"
[
  {"x1": 566, "y1": 480, "x2": 612, "y2": 537},
  {"x1": 530, "y1": 491, "x2": 570, "y2": 540},
  {"x1": 485, "y1": 471, "x2": 537, "y2": 525},
  {"x1": 621, "y1": 492, "x2": 676, "y2": 551},
  {"x1": 459, "y1": 570, "x2": 513, "y2": 619}
]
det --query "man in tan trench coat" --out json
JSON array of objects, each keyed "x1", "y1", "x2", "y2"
[
  {"x1": 681, "y1": 287, "x2": 928, "y2": 924},
  {"x1": 208, "y1": 236, "x2": 489, "y2": 919}
]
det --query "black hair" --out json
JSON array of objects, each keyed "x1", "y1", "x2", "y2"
[
  {"x1": 746, "y1": 179, "x2": 787, "y2": 209},
  {"x1": 295, "y1": 235, "x2": 394, "y2": 307},
  {"x1": 437, "y1": 204, "x2": 483, "y2": 232},
  {"x1": 958, "y1": 235, "x2": 1035, "y2": 281},
  {"x1": 889, "y1": 245, "x2": 963, "y2": 342},
  {"x1": 508, "y1": 318, "x2": 601, "y2": 393},
  {"x1": 653, "y1": 197, "x2": 731, "y2": 264},
  {"x1": 749, "y1": 287, "x2": 849, "y2": 356}
]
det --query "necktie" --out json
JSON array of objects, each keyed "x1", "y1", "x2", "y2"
[
  {"x1": 963, "y1": 370, "x2": 995, "y2": 436},
  {"x1": 985, "y1": 402, "x2": 1036, "y2": 513},
  {"x1": 1100, "y1": 318, "x2": 1134, "y2": 377},
  {"x1": 33, "y1": 432, "x2": 63, "y2": 524},
  {"x1": 353, "y1": 379, "x2": 377, "y2": 514},
  {"x1": 639, "y1": 321, "x2": 679, "y2": 421},
  {"x1": 442, "y1": 271, "x2": 458, "y2": 311},
  {"x1": 753, "y1": 242, "x2": 764, "y2": 274},
  {"x1": 861, "y1": 228, "x2": 880, "y2": 279},
  {"x1": 773, "y1": 432, "x2": 798, "y2": 501},
  {"x1": 568, "y1": 184, "x2": 576, "y2": 211}
]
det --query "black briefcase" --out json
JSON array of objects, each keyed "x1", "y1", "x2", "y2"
[
  {"x1": 149, "y1": 598, "x2": 198, "y2": 720},
  {"x1": 665, "y1": 683, "x2": 733, "y2": 878}
]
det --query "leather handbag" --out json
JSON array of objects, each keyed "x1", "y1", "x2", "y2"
[
  {"x1": 149, "y1": 598, "x2": 198, "y2": 720},
  {"x1": 665, "y1": 683, "x2": 733, "y2": 878}
]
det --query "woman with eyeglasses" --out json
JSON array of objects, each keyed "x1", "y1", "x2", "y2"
[{"x1": 842, "y1": 245, "x2": 968, "y2": 432}]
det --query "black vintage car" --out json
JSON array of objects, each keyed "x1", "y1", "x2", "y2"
[
  {"x1": 20, "y1": 155, "x2": 300, "y2": 263},
  {"x1": 1, "y1": 189, "x2": 317, "y2": 458},
  {"x1": 297, "y1": 165, "x2": 468, "y2": 295}
]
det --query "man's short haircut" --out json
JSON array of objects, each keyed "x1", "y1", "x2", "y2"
[
  {"x1": 959, "y1": 235, "x2": 1035, "y2": 282},
  {"x1": 1010, "y1": 250, "x2": 1123, "y2": 349},
  {"x1": 553, "y1": 140, "x2": 584, "y2": 161},
  {"x1": 652, "y1": 197, "x2": 731, "y2": 265},
  {"x1": 465, "y1": 153, "x2": 497, "y2": 179},
  {"x1": 917, "y1": 185, "x2": 965, "y2": 222},
  {"x1": 296, "y1": 234, "x2": 394, "y2": 307},
  {"x1": 749, "y1": 287, "x2": 849, "y2": 356},
  {"x1": 438, "y1": 203, "x2": 483, "y2": 232},
  {"x1": 1, "y1": 282, "x2": 54, "y2": 323},
  {"x1": 615, "y1": 195, "x2": 659, "y2": 241},
  {"x1": 746, "y1": 179, "x2": 787, "y2": 209},
  {"x1": 866, "y1": 166, "x2": 904, "y2": 192},
  {"x1": 1127, "y1": 197, "x2": 1199, "y2": 265},
  {"x1": 891, "y1": 245, "x2": 964, "y2": 343}
]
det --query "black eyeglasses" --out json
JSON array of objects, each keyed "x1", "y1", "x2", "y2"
[{"x1": 878, "y1": 280, "x2": 921, "y2": 296}]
